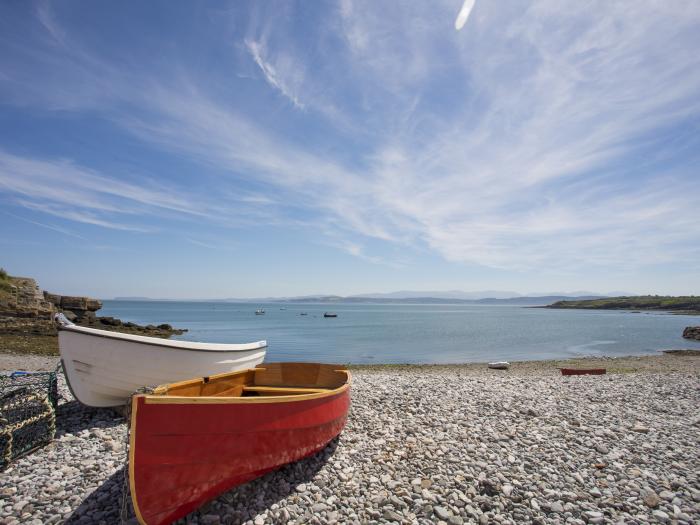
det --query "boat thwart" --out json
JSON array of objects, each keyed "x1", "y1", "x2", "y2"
[
  {"x1": 128, "y1": 362, "x2": 351, "y2": 525},
  {"x1": 55, "y1": 314, "x2": 267, "y2": 407}
]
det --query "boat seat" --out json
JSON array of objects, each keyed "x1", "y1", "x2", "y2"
[{"x1": 242, "y1": 386, "x2": 329, "y2": 395}]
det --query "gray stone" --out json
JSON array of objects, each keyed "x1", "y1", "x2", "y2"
[
  {"x1": 550, "y1": 501, "x2": 564, "y2": 513},
  {"x1": 644, "y1": 490, "x2": 661, "y2": 508}
]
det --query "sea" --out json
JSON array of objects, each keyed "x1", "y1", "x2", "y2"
[{"x1": 99, "y1": 301, "x2": 700, "y2": 364}]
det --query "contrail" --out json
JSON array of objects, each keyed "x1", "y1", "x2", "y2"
[{"x1": 454, "y1": 0, "x2": 476, "y2": 31}]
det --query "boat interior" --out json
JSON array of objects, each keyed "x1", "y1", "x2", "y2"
[{"x1": 151, "y1": 362, "x2": 350, "y2": 398}]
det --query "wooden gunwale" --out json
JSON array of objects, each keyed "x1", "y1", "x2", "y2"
[{"x1": 143, "y1": 384, "x2": 349, "y2": 404}]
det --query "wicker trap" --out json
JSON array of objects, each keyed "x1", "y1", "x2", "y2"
[{"x1": 0, "y1": 371, "x2": 58, "y2": 469}]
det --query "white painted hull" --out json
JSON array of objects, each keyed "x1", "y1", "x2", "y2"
[{"x1": 58, "y1": 325, "x2": 266, "y2": 407}]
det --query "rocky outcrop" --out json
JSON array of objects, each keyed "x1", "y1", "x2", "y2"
[
  {"x1": 1, "y1": 274, "x2": 185, "y2": 339},
  {"x1": 683, "y1": 326, "x2": 700, "y2": 341},
  {"x1": 78, "y1": 316, "x2": 186, "y2": 337},
  {"x1": 0, "y1": 277, "x2": 57, "y2": 335},
  {"x1": 42, "y1": 291, "x2": 102, "y2": 324},
  {"x1": 0, "y1": 277, "x2": 54, "y2": 320}
]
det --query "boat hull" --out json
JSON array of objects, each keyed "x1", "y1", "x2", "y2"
[
  {"x1": 560, "y1": 368, "x2": 606, "y2": 376},
  {"x1": 58, "y1": 329, "x2": 266, "y2": 407},
  {"x1": 129, "y1": 387, "x2": 350, "y2": 525}
]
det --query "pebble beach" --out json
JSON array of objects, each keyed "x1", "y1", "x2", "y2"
[{"x1": 1, "y1": 353, "x2": 699, "y2": 525}]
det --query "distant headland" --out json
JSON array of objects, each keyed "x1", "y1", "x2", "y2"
[{"x1": 545, "y1": 296, "x2": 700, "y2": 315}]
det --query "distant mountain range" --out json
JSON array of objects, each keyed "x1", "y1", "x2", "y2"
[
  {"x1": 255, "y1": 294, "x2": 606, "y2": 305},
  {"x1": 112, "y1": 291, "x2": 619, "y2": 305}
]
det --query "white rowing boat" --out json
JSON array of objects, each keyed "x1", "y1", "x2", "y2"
[
  {"x1": 488, "y1": 361, "x2": 510, "y2": 370},
  {"x1": 55, "y1": 314, "x2": 266, "y2": 407}
]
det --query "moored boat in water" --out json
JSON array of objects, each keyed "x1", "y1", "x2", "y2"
[
  {"x1": 55, "y1": 314, "x2": 267, "y2": 407},
  {"x1": 559, "y1": 368, "x2": 606, "y2": 376},
  {"x1": 324, "y1": 312, "x2": 338, "y2": 318},
  {"x1": 128, "y1": 362, "x2": 351, "y2": 525}
]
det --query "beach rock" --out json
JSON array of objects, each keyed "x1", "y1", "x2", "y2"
[
  {"x1": 643, "y1": 490, "x2": 661, "y2": 508},
  {"x1": 59, "y1": 296, "x2": 88, "y2": 310},
  {"x1": 62, "y1": 310, "x2": 78, "y2": 322},
  {"x1": 550, "y1": 501, "x2": 564, "y2": 513},
  {"x1": 42, "y1": 292, "x2": 62, "y2": 307},
  {"x1": 682, "y1": 326, "x2": 700, "y2": 340},
  {"x1": 434, "y1": 506, "x2": 451, "y2": 520},
  {"x1": 383, "y1": 509, "x2": 403, "y2": 521}
]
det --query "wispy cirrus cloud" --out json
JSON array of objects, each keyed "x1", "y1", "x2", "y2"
[
  {"x1": 1, "y1": 0, "x2": 699, "y2": 277},
  {"x1": 245, "y1": 39, "x2": 305, "y2": 109}
]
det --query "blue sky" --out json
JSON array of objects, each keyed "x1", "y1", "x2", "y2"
[{"x1": 1, "y1": 1, "x2": 699, "y2": 299}]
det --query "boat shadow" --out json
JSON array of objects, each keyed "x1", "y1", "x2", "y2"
[
  {"x1": 180, "y1": 437, "x2": 341, "y2": 523},
  {"x1": 64, "y1": 466, "x2": 127, "y2": 524},
  {"x1": 55, "y1": 399, "x2": 125, "y2": 437},
  {"x1": 65, "y1": 438, "x2": 340, "y2": 525}
]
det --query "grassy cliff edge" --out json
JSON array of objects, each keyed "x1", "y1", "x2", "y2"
[{"x1": 545, "y1": 295, "x2": 700, "y2": 314}]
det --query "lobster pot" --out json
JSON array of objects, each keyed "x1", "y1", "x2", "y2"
[{"x1": 0, "y1": 372, "x2": 57, "y2": 469}]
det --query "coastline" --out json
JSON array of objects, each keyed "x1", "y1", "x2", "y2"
[{"x1": 3, "y1": 351, "x2": 699, "y2": 374}]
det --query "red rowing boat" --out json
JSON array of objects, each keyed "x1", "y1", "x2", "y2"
[
  {"x1": 128, "y1": 363, "x2": 351, "y2": 525},
  {"x1": 560, "y1": 368, "x2": 606, "y2": 376}
]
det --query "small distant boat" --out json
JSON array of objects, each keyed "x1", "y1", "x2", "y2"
[
  {"x1": 128, "y1": 363, "x2": 351, "y2": 525},
  {"x1": 54, "y1": 314, "x2": 266, "y2": 407},
  {"x1": 560, "y1": 368, "x2": 606, "y2": 376},
  {"x1": 300, "y1": 312, "x2": 308, "y2": 316},
  {"x1": 488, "y1": 361, "x2": 510, "y2": 370},
  {"x1": 324, "y1": 312, "x2": 338, "y2": 318},
  {"x1": 255, "y1": 309, "x2": 265, "y2": 315}
]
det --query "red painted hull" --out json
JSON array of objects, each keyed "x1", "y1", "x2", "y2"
[
  {"x1": 560, "y1": 368, "x2": 606, "y2": 376},
  {"x1": 129, "y1": 389, "x2": 350, "y2": 525}
]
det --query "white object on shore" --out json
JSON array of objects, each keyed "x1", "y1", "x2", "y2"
[
  {"x1": 54, "y1": 314, "x2": 267, "y2": 407},
  {"x1": 488, "y1": 361, "x2": 510, "y2": 370}
]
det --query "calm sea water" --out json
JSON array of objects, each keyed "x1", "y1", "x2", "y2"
[{"x1": 100, "y1": 301, "x2": 700, "y2": 364}]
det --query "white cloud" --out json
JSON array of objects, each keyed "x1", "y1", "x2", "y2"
[
  {"x1": 2, "y1": 1, "x2": 699, "y2": 274},
  {"x1": 455, "y1": 0, "x2": 475, "y2": 31},
  {"x1": 245, "y1": 39, "x2": 305, "y2": 109}
]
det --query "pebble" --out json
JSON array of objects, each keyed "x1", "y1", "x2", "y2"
[
  {"x1": 644, "y1": 490, "x2": 661, "y2": 508},
  {"x1": 1, "y1": 365, "x2": 699, "y2": 525},
  {"x1": 434, "y1": 505, "x2": 451, "y2": 519}
]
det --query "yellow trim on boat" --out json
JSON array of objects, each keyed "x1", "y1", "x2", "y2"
[
  {"x1": 143, "y1": 382, "x2": 350, "y2": 405},
  {"x1": 128, "y1": 396, "x2": 147, "y2": 525}
]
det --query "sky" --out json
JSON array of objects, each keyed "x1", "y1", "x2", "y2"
[{"x1": 1, "y1": 1, "x2": 699, "y2": 299}]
